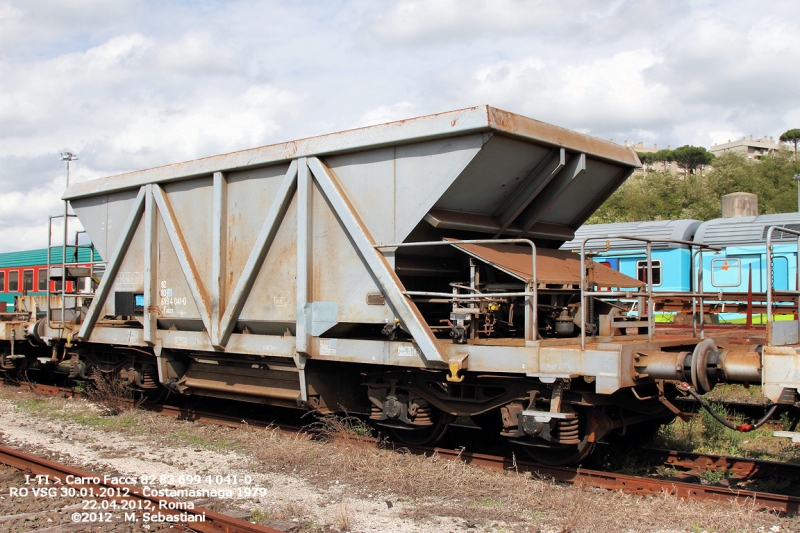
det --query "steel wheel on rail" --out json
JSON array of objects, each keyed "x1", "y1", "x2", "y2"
[
  {"x1": 512, "y1": 405, "x2": 596, "y2": 466},
  {"x1": 517, "y1": 436, "x2": 595, "y2": 466},
  {"x1": 138, "y1": 384, "x2": 170, "y2": 404},
  {"x1": 386, "y1": 407, "x2": 454, "y2": 447}
]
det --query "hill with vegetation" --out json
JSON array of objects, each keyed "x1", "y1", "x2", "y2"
[{"x1": 588, "y1": 150, "x2": 800, "y2": 224}]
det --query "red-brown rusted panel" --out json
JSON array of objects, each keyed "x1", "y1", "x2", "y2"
[{"x1": 449, "y1": 240, "x2": 643, "y2": 288}]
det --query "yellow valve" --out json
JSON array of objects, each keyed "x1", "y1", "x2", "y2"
[{"x1": 487, "y1": 302, "x2": 500, "y2": 312}]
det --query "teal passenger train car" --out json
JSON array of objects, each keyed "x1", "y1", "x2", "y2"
[{"x1": 0, "y1": 247, "x2": 100, "y2": 312}]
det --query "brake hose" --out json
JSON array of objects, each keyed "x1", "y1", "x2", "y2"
[{"x1": 677, "y1": 383, "x2": 778, "y2": 432}]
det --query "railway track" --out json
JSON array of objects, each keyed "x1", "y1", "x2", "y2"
[
  {"x1": 401, "y1": 447, "x2": 800, "y2": 514},
  {"x1": 639, "y1": 447, "x2": 800, "y2": 481},
  {"x1": 0, "y1": 445, "x2": 281, "y2": 533},
  {"x1": 9, "y1": 381, "x2": 800, "y2": 514}
]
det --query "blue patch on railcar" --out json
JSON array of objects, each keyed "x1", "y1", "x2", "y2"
[
  {"x1": 699, "y1": 244, "x2": 797, "y2": 293},
  {"x1": 594, "y1": 248, "x2": 693, "y2": 291}
]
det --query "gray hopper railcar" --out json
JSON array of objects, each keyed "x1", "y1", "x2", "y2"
[{"x1": 2, "y1": 106, "x2": 799, "y2": 464}]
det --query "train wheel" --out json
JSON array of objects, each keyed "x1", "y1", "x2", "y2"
[
  {"x1": 513, "y1": 405, "x2": 596, "y2": 465},
  {"x1": 138, "y1": 385, "x2": 170, "y2": 404},
  {"x1": 387, "y1": 408, "x2": 453, "y2": 446},
  {"x1": 517, "y1": 436, "x2": 595, "y2": 466}
]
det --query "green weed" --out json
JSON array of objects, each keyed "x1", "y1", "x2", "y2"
[
  {"x1": 19, "y1": 398, "x2": 48, "y2": 413},
  {"x1": 779, "y1": 411, "x2": 797, "y2": 432},
  {"x1": 701, "y1": 468, "x2": 728, "y2": 484},
  {"x1": 250, "y1": 508, "x2": 269, "y2": 523},
  {"x1": 480, "y1": 497, "x2": 503, "y2": 508}
]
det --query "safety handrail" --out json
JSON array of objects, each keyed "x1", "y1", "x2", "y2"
[
  {"x1": 46, "y1": 214, "x2": 101, "y2": 331},
  {"x1": 374, "y1": 238, "x2": 538, "y2": 341},
  {"x1": 579, "y1": 235, "x2": 721, "y2": 349},
  {"x1": 765, "y1": 225, "x2": 800, "y2": 346}
]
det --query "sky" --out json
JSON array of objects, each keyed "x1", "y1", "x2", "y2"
[{"x1": 1, "y1": 0, "x2": 799, "y2": 252}]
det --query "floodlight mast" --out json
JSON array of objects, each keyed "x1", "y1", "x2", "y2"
[{"x1": 58, "y1": 152, "x2": 77, "y2": 330}]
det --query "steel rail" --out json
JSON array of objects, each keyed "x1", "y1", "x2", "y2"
[
  {"x1": 14, "y1": 381, "x2": 800, "y2": 514},
  {"x1": 640, "y1": 447, "x2": 800, "y2": 481},
  {"x1": 401, "y1": 446, "x2": 800, "y2": 513},
  {"x1": 143, "y1": 400, "x2": 800, "y2": 514},
  {"x1": 0, "y1": 445, "x2": 281, "y2": 533}
]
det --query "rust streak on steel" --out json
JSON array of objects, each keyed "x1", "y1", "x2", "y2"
[{"x1": 0, "y1": 445, "x2": 282, "y2": 533}]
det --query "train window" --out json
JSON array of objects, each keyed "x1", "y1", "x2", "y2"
[
  {"x1": 635, "y1": 260, "x2": 662, "y2": 286},
  {"x1": 0, "y1": 271, "x2": 4, "y2": 291},
  {"x1": 595, "y1": 258, "x2": 619, "y2": 270},
  {"x1": 711, "y1": 258, "x2": 741, "y2": 287},
  {"x1": 8, "y1": 270, "x2": 18, "y2": 292},
  {"x1": 771, "y1": 256, "x2": 789, "y2": 291},
  {"x1": 22, "y1": 269, "x2": 33, "y2": 292},
  {"x1": 38, "y1": 268, "x2": 47, "y2": 291}
]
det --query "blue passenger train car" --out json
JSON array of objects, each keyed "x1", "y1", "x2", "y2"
[
  {"x1": 560, "y1": 219, "x2": 701, "y2": 291},
  {"x1": 561, "y1": 214, "x2": 800, "y2": 294},
  {"x1": 693, "y1": 214, "x2": 799, "y2": 293}
]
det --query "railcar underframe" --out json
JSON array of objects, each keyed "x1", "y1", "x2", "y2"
[{"x1": 1, "y1": 106, "x2": 799, "y2": 464}]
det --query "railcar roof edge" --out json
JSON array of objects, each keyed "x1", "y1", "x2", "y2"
[{"x1": 63, "y1": 105, "x2": 640, "y2": 200}]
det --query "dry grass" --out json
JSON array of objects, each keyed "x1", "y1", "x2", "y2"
[
  {"x1": 84, "y1": 368, "x2": 140, "y2": 416},
  {"x1": 2, "y1": 386, "x2": 798, "y2": 532},
  {"x1": 242, "y1": 416, "x2": 792, "y2": 532},
  {"x1": 332, "y1": 499, "x2": 350, "y2": 531}
]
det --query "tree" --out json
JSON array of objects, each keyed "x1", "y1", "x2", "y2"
[
  {"x1": 654, "y1": 149, "x2": 674, "y2": 163},
  {"x1": 671, "y1": 145, "x2": 715, "y2": 176},
  {"x1": 780, "y1": 128, "x2": 800, "y2": 160},
  {"x1": 588, "y1": 150, "x2": 800, "y2": 225},
  {"x1": 636, "y1": 151, "x2": 656, "y2": 171}
]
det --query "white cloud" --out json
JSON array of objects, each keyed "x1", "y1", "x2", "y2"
[
  {"x1": 355, "y1": 102, "x2": 417, "y2": 127},
  {"x1": 0, "y1": 0, "x2": 799, "y2": 250},
  {"x1": 465, "y1": 49, "x2": 674, "y2": 134},
  {"x1": 153, "y1": 31, "x2": 244, "y2": 75},
  {"x1": 0, "y1": 177, "x2": 65, "y2": 227}
]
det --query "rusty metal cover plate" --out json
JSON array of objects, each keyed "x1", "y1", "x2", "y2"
[{"x1": 449, "y1": 241, "x2": 643, "y2": 287}]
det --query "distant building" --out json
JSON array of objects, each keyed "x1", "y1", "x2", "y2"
[
  {"x1": 709, "y1": 136, "x2": 781, "y2": 160},
  {"x1": 626, "y1": 141, "x2": 678, "y2": 174},
  {"x1": 622, "y1": 135, "x2": 782, "y2": 175}
]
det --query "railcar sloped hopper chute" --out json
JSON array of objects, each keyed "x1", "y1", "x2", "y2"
[{"x1": 3, "y1": 106, "x2": 797, "y2": 465}]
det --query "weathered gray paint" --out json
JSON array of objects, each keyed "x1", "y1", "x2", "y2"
[
  {"x1": 64, "y1": 106, "x2": 639, "y2": 201},
  {"x1": 65, "y1": 107, "x2": 657, "y2": 391}
]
